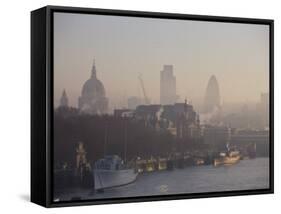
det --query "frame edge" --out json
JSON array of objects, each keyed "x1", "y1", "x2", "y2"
[{"x1": 31, "y1": 6, "x2": 48, "y2": 207}]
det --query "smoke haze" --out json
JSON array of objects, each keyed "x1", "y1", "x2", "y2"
[{"x1": 54, "y1": 12, "x2": 269, "y2": 110}]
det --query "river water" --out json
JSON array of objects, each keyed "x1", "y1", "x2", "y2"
[{"x1": 56, "y1": 158, "x2": 269, "y2": 201}]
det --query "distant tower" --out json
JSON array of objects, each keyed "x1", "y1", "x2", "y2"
[
  {"x1": 203, "y1": 75, "x2": 221, "y2": 113},
  {"x1": 60, "y1": 89, "x2": 69, "y2": 107},
  {"x1": 259, "y1": 92, "x2": 269, "y2": 127},
  {"x1": 75, "y1": 142, "x2": 91, "y2": 179},
  {"x1": 78, "y1": 59, "x2": 108, "y2": 114},
  {"x1": 160, "y1": 65, "x2": 176, "y2": 105}
]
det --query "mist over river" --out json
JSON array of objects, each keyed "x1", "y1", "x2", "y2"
[{"x1": 55, "y1": 158, "x2": 269, "y2": 201}]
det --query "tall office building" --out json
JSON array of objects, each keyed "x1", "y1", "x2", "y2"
[
  {"x1": 203, "y1": 75, "x2": 221, "y2": 113},
  {"x1": 258, "y1": 92, "x2": 269, "y2": 127},
  {"x1": 160, "y1": 65, "x2": 176, "y2": 105}
]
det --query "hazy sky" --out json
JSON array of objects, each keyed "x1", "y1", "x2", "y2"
[{"x1": 54, "y1": 12, "x2": 269, "y2": 109}]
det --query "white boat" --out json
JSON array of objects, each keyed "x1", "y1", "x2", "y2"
[
  {"x1": 93, "y1": 155, "x2": 138, "y2": 190},
  {"x1": 213, "y1": 150, "x2": 241, "y2": 166}
]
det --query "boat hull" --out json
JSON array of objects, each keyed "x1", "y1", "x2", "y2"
[
  {"x1": 214, "y1": 156, "x2": 240, "y2": 166},
  {"x1": 94, "y1": 169, "x2": 138, "y2": 190}
]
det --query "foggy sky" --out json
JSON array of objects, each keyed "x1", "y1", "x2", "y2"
[{"x1": 54, "y1": 12, "x2": 269, "y2": 110}]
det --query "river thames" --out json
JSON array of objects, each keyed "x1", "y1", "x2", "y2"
[{"x1": 55, "y1": 158, "x2": 269, "y2": 201}]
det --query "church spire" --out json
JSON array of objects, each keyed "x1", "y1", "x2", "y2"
[
  {"x1": 60, "y1": 89, "x2": 69, "y2": 107},
  {"x1": 91, "y1": 59, "x2": 97, "y2": 79}
]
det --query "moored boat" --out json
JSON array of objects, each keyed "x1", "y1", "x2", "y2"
[
  {"x1": 157, "y1": 158, "x2": 167, "y2": 170},
  {"x1": 213, "y1": 150, "x2": 241, "y2": 166},
  {"x1": 93, "y1": 155, "x2": 138, "y2": 190}
]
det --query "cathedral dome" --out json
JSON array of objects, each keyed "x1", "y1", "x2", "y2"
[
  {"x1": 78, "y1": 60, "x2": 108, "y2": 114},
  {"x1": 81, "y1": 60, "x2": 106, "y2": 98},
  {"x1": 81, "y1": 76, "x2": 105, "y2": 98}
]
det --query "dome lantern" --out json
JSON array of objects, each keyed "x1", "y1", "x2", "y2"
[{"x1": 91, "y1": 59, "x2": 97, "y2": 79}]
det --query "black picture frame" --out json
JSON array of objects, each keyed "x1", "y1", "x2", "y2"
[{"x1": 31, "y1": 5, "x2": 274, "y2": 208}]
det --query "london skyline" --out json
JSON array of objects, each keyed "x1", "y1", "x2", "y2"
[{"x1": 54, "y1": 12, "x2": 269, "y2": 109}]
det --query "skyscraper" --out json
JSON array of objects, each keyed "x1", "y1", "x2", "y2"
[
  {"x1": 160, "y1": 65, "x2": 176, "y2": 105},
  {"x1": 258, "y1": 92, "x2": 269, "y2": 127},
  {"x1": 203, "y1": 75, "x2": 221, "y2": 113},
  {"x1": 60, "y1": 89, "x2": 69, "y2": 107},
  {"x1": 78, "y1": 59, "x2": 108, "y2": 114}
]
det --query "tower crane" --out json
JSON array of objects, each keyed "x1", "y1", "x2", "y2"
[{"x1": 138, "y1": 73, "x2": 150, "y2": 105}]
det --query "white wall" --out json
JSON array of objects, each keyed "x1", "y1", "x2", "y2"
[{"x1": 0, "y1": 0, "x2": 279, "y2": 212}]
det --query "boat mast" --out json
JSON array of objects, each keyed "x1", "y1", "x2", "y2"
[
  {"x1": 124, "y1": 119, "x2": 127, "y2": 163},
  {"x1": 104, "y1": 122, "x2": 108, "y2": 157}
]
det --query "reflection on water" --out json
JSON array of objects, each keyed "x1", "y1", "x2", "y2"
[{"x1": 55, "y1": 158, "x2": 269, "y2": 201}]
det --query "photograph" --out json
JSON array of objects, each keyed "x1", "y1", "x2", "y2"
[{"x1": 52, "y1": 11, "x2": 270, "y2": 203}]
